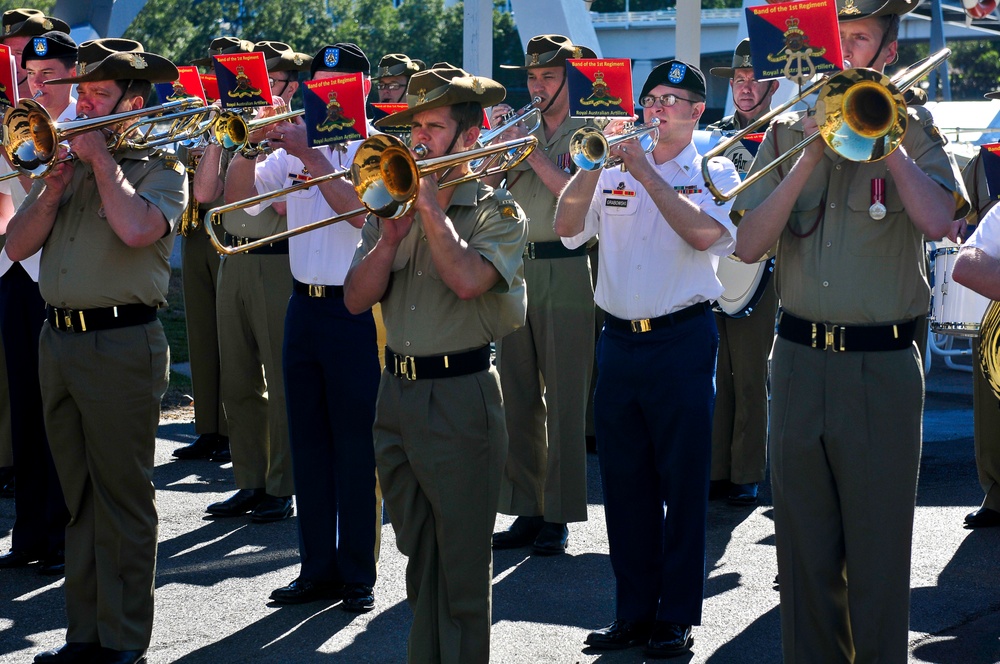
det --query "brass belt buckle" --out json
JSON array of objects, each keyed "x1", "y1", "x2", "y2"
[
  {"x1": 630, "y1": 318, "x2": 652, "y2": 333},
  {"x1": 811, "y1": 322, "x2": 844, "y2": 351},
  {"x1": 523, "y1": 242, "x2": 536, "y2": 260},
  {"x1": 63, "y1": 311, "x2": 73, "y2": 331},
  {"x1": 308, "y1": 284, "x2": 325, "y2": 297},
  {"x1": 395, "y1": 354, "x2": 417, "y2": 380}
]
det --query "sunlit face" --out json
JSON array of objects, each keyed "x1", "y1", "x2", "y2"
[
  {"x1": 731, "y1": 69, "x2": 774, "y2": 117},
  {"x1": 409, "y1": 105, "x2": 479, "y2": 160},
  {"x1": 839, "y1": 16, "x2": 896, "y2": 71},
  {"x1": 26, "y1": 58, "x2": 74, "y2": 112},
  {"x1": 527, "y1": 66, "x2": 567, "y2": 117},
  {"x1": 641, "y1": 84, "x2": 704, "y2": 141},
  {"x1": 377, "y1": 75, "x2": 408, "y2": 103},
  {"x1": 76, "y1": 79, "x2": 136, "y2": 119}
]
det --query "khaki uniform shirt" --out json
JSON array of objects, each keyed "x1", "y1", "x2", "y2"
[
  {"x1": 28, "y1": 147, "x2": 187, "y2": 309},
  {"x1": 218, "y1": 150, "x2": 285, "y2": 238},
  {"x1": 962, "y1": 152, "x2": 998, "y2": 224},
  {"x1": 507, "y1": 116, "x2": 589, "y2": 242},
  {"x1": 353, "y1": 180, "x2": 527, "y2": 356},
  {"x1": 733, "y1": 106, "x2": 968, "y2": 325}
]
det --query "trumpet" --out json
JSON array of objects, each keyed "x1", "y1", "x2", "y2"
[
  {"x1": 569, "y1": 119, "x2": 660, "y2": 171},
  {"x1": 701, "y1": 48, "x2": 952, "y2": 204},
  {"x1": 212, "y1": 107, "x2": 305, "y2": 156},
  {"x1": 204, "y1": 133, "x2": 537, "y2": 255},
  {"x1": 480, "y1": 97, "x2": 542, "y2": 145},
  {"x1": 3, "y1": 97, "x2": 214, "y2": 179}
]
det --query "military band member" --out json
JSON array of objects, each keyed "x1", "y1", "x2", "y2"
[
  {"x1": 489, "y1": 34, "x2": 597, "y2": 555},
  {"x1": 555, "y1": 60, "x2": 740, "y2": 659},
  {"x1": 6, "y1": 43, "x2": 187, "y2": 664},
  {"x1": 0, "y1": 29, "x2": 77, "y2": 576},
  {"x1": 194, "y1": 38, "x2": 296, "y2": 522},
  {"x1": 225, "y1": 42, "x2": 381, "y2": 611},
  {"x1": 706, "y1": 38, "x2": 780, "y2": 505},
  {"x1": 732, "y1": 0, "x2": 969, "y2": 659},
  {"x1": 345, "y1": 64, "x2": 527, "y2": 663},
  {"x1": 372, "y1": 53, "x2": 424, "y2": 104}
]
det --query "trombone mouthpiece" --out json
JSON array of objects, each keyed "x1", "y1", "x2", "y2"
[{"x1": 412, "y1": 144, "x2": 429, "y2": 158}]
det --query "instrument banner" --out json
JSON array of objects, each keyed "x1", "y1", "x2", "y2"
[
  {"x1": 566, "y1": 58, "x2": 634, "y2": 119},
  {"x1": 155, "y1": 66, "x2": 207, "y2": 105},
  {"x1": 0, "y1": 45, "x2": 17, "y2": 108},
  {"x1": 981, "y1": 143, "x2": 1000, "y2": 200},
  {"x1": 201, "y1": 74, "x2": 219, "y2": 103},
  {"x1": 371, "y1": 102, "x2": 409, "y2": 137},
  {"x1": 212, "y1": 52, "x2": 272, "y2": 109},
  {"x1": 303, "y1": 74, "x2": 367, "y2": 147},
  {"x1": 745, "y1": 0, "x2": 843, "y2": 82}
]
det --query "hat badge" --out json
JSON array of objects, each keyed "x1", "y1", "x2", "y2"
[
  {"x1": 668, "y1": 62, "x2": 687, "y2": 84},
  {"x1": 840, "y1": 0, "x2": 862, "y2": 15},
  {"x1": 324, "y1": 48, "x2": 340, "y2": 68},
  {"x1": 42, "y1": 19, "x2": 53, "y2": 29},
  {"x1": 740, "y1": 54, "x2": 752, "y2": 68},
  {"x1": 128, "y1": 53, "x2": 148, "y2": 70},
  {"x1": 32, "y1": 37, "x2": 48, "y2": 56},
  {"x1": 379, "y1": 66, "x2": 390, "y2": 77},
  {"x1": 77, "y1": 62, "x2": 87, "y2": 76},
  {"x1": 416, "y1": 88, "x2": 426, "y2": 104},
  {"x1": 4, "y1": 26, "x2": 9, "y2": 35},
  {"x1": 529, "y1": 53, "x2": 540, "y2": 66},
  {"x1": 572, "y1": 47, "x2": 582, "y2": 59},
  {"x1": 293, "y1": 54, "x2": 305, "y2": 65},
  {"x1": 472, "y1": 77, "x2": 484, "y2": 94}
]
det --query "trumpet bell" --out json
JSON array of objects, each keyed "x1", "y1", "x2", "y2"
[
  {"x1": 569, "y1": 127, "x2": 608, "y2": 172},
  {"x1": 213, "y1": 113, "x2": 248, "y2": 151},
  {"x1": 814, "y1": 68, "x2": 907, "y2": 163}
]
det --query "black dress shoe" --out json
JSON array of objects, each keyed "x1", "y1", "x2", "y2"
[
  {"x1": 342, "y1": 584, "x2": 376, "y2": 613},
  {"x1": 270, "y1": 578, "x2": 344, "y2": 605},
  {"x1": 584, "y1": 619, "x2": 653, "y2": 650},
  {"x1": 492, "y1": 515, "x2": 544, "y2": 549},
  {"x1": 206, "y1": 488, "x2": 265, "y2": 517},
  {"x1": 95, "y1": 648, "x2": 146, "y2": 664},
  {"x1": 209, "y1": 439, "x2": 232, "y2": 463},
  {"x1": 532, "y1": 522, "x2": 569, "y2": 556},
  {"x1": 37, "y1": 551, "x2": 65, "y2": 576},
  {"x1": 728, "y1": 482, "x2": 759, "y2": 505},
  {"x1": 250, "y1": 494, "x2": 293, "y2": 523},
  {"x1": 645, "y1": 622, "x2": 693, "y2": 658},
  {"x1": 34, "y1": 643, "x2": 102, "y2": 663},
  {"x1": 964, "y1": 507, "x2": 1000, "y2": 528},
  {"x1": 172, "y1": 433, "x2": 226, "y2": 460},
  {"x1": 0, "y1": 549, "x2": 40, "y2": 568}
]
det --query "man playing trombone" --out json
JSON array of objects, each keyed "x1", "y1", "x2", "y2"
[
  {"x1": 5, "y1": 42, "x2": 187, "y2": 664},
  {"x1": 555, "y1": 60, "x2": 740, "y2": 658},
  {"x1": 344, "y1": 64, "x2": 527, "y2": 663},
  {"x1": 732, "y1": 0, "x2": 969, "y2": 659},
  {"x1": 488, "y1": 34, "x2": 597, "y2": 556},
  {"x1": 224, "y1": 42, "x2": 381, "y2": 612}
]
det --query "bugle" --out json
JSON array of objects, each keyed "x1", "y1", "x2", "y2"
[
  {"x1": 569, "y1": 119, "x2": 660, "y2": 171},
  {"x1": 701, "y1": 48, "x2": 952, "y2": 204},
  {"x1": 204, "y1": 133, "x2": 538, "y2": 255}
]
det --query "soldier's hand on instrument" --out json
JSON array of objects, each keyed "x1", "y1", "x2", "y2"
[
  {"x1": 379, "y1": 214, "x2": 415, "y2": 247},
  {"x1": 44, "y1": 145, "x2": 75, "y2": 191},
  {"x1": 799, "y1": 114, "x2": 825, "y2": 164},
  {"x1": 68, "y1": 129, "x2": 111, "y2": 166},
  {"x1": 490, "y1": 104, "x2": 513, "y2": 127},
  {"x1": 946, "y1": 218, "x2": 965, "y2": 244},
  {"x1": 603, "y1": 116, "x2": 636, "y2": 137}
]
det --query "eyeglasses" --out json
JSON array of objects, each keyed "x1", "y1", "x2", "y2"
[
  {"x1": 268, "y1": 77, "x2": 292, "y2": 87},
  {"x1": 376, "y1": 82, "x2": 404, "y2": 91},
  {"x1": 638, "y1": 94, "x2": 701, "y2": 108}
]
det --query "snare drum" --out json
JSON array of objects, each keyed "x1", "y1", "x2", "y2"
[
  {"x1": 930, "y1": 246, "x2": 990, "y2": 337},
  {"x1": 714, "y1": 255, "x2": 775, "y2": 318}
]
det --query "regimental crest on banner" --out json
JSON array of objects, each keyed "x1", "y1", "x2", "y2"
[
  {"x1": 303, "y1": 73, "x2": 367, "y2": 147},
  {"x1": 745, "y1": 0, "x2": 843, "y2": 83},
  {"x1": 324, "y1": 48, "x2": 340, "y2": 69},
  {"x1": 567, "y1": 57, "x2": 634, "y2": 119},
  {"x1": 212, "y1": 51, "x2": 272, "y2": 109},
  {"x1": 32, "y1": 37, "x2": 48, "y2": 57},
  {"x1": 155, "y1": 65, "x2": 208, "y2": 105}
]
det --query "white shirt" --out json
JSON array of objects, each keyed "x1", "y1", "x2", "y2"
[
  {"x1": 966, "y1": 202, "x2": 1000, "y2": 260},
  {"x1": 0, "y1": 99, "x2": 77, "y2": 281},
  {"x1": 251, "y1": 138, "x2": 366, "y2": 286},
  {"x1": 562, "y1": 140, "x2": 740, "y2": 320}
]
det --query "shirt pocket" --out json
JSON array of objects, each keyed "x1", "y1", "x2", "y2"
[
  {"x1": 846, "y1": 174, "x2": 905, "y2": 257},
  {"x1": 599, "y1": 196, "x2": 637, "y2": 251}
]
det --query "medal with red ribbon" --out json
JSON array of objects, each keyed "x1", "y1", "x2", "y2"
[{"x1": 869, "y1": 177, "x2": 886, "y2": 220}]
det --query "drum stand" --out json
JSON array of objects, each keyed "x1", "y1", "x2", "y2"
[{"x1": 925, "y1": 326, "x2": 974, "y2": 376}]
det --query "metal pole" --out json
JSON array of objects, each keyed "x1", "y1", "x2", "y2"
[{"x1": 928, "y1": 0, "x2": 952, "y2": 100}]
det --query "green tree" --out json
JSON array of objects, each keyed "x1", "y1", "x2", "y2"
[{"x1": 0, "y1": 0, "x2": 57, "y2": 13}]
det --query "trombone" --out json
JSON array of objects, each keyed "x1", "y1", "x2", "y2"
[
  {"x1": 204, "y1": 132, "x2": 537, "y2": 255},
  {"x1": 569, "y1": 119, "x2": 660, "y2": 171},
  {"x1": 3, "y1": 97, "x2": 215, "y2": 179},
  {"x1": 701, "y1": 48, "x2": 952, "y2": 204}
]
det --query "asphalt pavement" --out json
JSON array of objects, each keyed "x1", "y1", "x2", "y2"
[{"x1": 1, "y1": 341, "x2": 999, "y2": 663}]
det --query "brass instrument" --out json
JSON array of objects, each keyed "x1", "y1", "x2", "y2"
[
  {"x1": 212, "y1": 108, "x2": 305, "y2": 156},
  {"x1": 701, "y1": 48, "x2": 953, "y2": 204},
  {"x1": 980, "y1": 300, "x2": 1000, "y2": 400},
  {"x1": 204, "y1": 133, "x2": 538, "y2": 255},
  {"x1": 2, "y1": 97, "x2": 215, "y2": 179},
  {"x1": 467, "y1": 97, "x2": 541, "y2": 171},
  {"x1": 569, "y1": 119, "x2": 660, "y2": 171}
]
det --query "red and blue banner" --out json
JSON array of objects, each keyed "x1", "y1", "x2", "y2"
[
  {"x1": 0, "y1": 45, "x2": 18, "y2": 108},
  {"x1": 745, "y1": 0, "x2": 844, "y2": 81},
  {"x1": 567, "y1": 58, "x2": 634, "y2": 119},
  {"x1": 200, "y1": 74, "x2": 219, "y2": 102},
  {"x1": 371, "y1": 102, "x2": 409, "y2": 137},
  {"x1": 155, "y1": 65, "x2": 206, "y2": 105},
  {"x1": 981, "y1": 143, "x2": 1000, "y2": 200},
  {"x1": 303, "y1": 74, "x2": 367, "y2": 147},
  {"x1": 212, "y1": 52, "x2": 272, "y2": 109}
]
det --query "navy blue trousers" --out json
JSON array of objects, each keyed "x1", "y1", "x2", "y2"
[
  {"x1": 0, "y1": 262, "x2": 68, "y2": 556},
  {"x1": 594, "y1": 307, "x2": 717, "y2": 626},
  {"x1": 282, "y1": 291, "x2": 380, "y2": 586}
]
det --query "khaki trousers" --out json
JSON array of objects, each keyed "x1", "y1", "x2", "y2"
[{"x1": 972, "y1": 339, "x2": 1000, "y2": 511}]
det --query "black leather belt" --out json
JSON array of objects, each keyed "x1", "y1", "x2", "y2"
[
  {"x1": 605, "y1": 301, "x2": 710, "y2": 334},
  {"x1": 224, "y1": 232, "x2": 289, "y2": 255},
  {"x1": 523, "y1": 241, "x2": 587, "y2": 260},
  {"x1": 293, "y1": 280, "x2": 344, "y2": 298},
  {"x1": 47, "y1": 303, "x2": 158, "y2": 333},
  {"x1": 777, "y1": 309, "x2": 917, "y2": 352},
  {"x1": 387, "y1": 345, "x2": 491, "y2": 381}
]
